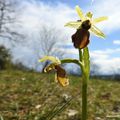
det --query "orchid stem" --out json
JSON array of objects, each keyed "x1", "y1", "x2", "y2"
[
  {"x1": 79, "y1": 48, "x2": 89, "y2": 120},
  {"x1": 81, "y1": 73, "x2": 88, "y2": 120}
]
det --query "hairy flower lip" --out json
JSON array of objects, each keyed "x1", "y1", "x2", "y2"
[
  {"x1": 72, "y1": 28, "x2": 90, "y2": 49},
  {"x1": 71, "y1": 19, "x2": 91, "y2": 49},
  {"x1": 39, "y1": 56, "x2": 69, "y2": 87},
  {"x1": 44, "y1": 64, "x2": 69, "y2": 87}
]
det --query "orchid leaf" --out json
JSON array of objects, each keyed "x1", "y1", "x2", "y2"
[
  {"x1": 64, "y1": 21, "x2": 82, "y2": 29},
  {"x1": 38, "y1": 56, "x2": 61, "y2": 64},
  {"x1": 90, "y1": 25, "x2": 106, "y2": 38}
]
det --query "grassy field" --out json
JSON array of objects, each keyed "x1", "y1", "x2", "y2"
[{"x1": 0, "y1": 70, "x2": 120, "y2": 120}]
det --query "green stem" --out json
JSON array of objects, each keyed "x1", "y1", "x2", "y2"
[
  {"x1": 61, "y1": 58, "x2": 83, "y2": 67},
  {"x1": 79, "y1": 48, "x2": 88, "y2": 120},
  {"x1": 79, "y1": 49, "x2": 83, "y2": 62},
  {"x1": 82, "y1": 74, "x2": 88, "y2": 120}
]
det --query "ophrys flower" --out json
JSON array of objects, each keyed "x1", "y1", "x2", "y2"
[
  {"x1": 65, "y1": 5, "x2": 108, "y2": 49},
  {"x1": 39, "y1": 56, "x2": 69, "y2": 87}
]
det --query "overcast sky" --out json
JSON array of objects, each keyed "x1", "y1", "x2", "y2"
[{"x1": 1, "y1": 0, "x2": 120, "y2": 74}]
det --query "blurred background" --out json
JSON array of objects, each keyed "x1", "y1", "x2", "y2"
[
  {"x1": 0, "y1": 1, "x2": 120, "y2": 120},
  {"x1": 0, "y1": 0, "x2": 120, "y2": 76}
]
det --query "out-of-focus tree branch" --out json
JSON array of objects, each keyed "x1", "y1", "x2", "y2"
[
  {"x1": 0, "y1": 0, "x2": 24, "y2": 43},
  {"x1": 32, "y1": 25, "x2": 66, "y2": 71}
]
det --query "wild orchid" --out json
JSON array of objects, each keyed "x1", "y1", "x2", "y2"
[{"x1": 39, "y1": 5, "x2": 108, "y2": 120}]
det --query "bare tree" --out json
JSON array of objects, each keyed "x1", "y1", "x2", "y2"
[
  {"x1": 0, "y1": 0, "x2": 23, "y2": 42},
  {"x1": 31, "y1": 25, "x2": 66, "y2": 72}
]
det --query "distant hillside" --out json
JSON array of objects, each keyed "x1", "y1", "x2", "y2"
[{"x1": 91, "y1": 74, "x2": 120, "y2": 81}]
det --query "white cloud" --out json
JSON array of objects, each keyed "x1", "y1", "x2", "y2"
[
  {"x1": 63, "y1": 47, "x2": 120, "y2": 74},
  {"x1": 11, "y1": 0, "x2": 76, "y2": 68},
  {"x1": 113, "y1": 40, "x2": 120, "y2": 45},
  {"x1": 90, "y1": 48, "x2": 120, "y2": 74},
  {"x1": 13, "y1": 45, "x2": 120, "y2": 75},
  {"x1": 18, "y1": 0, "x2": 120, "y2": 38},
  {"x1": 65, "y1": 47, "x2": 78, "y2": 55},
  {"x1": 19, "y1": 1, "x2": 76, "y2": 35},
  {"x1": 3, "y1": 0, "x2": 120, "y2": 74},
  {"x1": 20, "y1": 0, "x2": 120, "y2": 33}
]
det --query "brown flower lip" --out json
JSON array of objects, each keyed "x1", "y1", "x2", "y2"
[
  {"x1": 72, "y1": 20, "x2": 91, "y2": 49},
  {"x1": 55, "y1": 65, "x2": 69, "y2": 86},
  {"x1": 55, "y1": 65, "x2": 67, "y2": 78},
  {"x1": 44, "y1": 64, "x2": 69, "y2": 86}
]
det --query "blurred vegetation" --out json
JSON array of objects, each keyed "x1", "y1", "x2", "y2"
[
  {"x1": 0, "y1": 70, "x2": 120, "y2": 120},
  {"x1": 0, "y1": 45, "x2": 32, "y2": 72},
  {"x1": 0, "y1": 45, "x2": 12, "y2": 70}
]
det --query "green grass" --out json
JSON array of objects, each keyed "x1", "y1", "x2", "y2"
[{"x1": 0, "y1": 70, "x2": 120, "y2": 120}]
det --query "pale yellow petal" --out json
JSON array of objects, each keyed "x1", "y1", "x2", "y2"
[
  {"x1": 93, "y1": 16, "x2": 108, "y2": 24},
  {"x1": 38, "y1": 56, "x2": 61, "y2": 64},
  {"x1": 75, "y1": 5, "x2": 85, "y2": 21},
  {"x1": 64, "y1": 21, "x2": 82, "y2": 29},
  {"x1": 90, "y1": 25, "x2": 106, "y2": 38}
]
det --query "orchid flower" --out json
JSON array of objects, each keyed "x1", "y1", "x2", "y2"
[
  {"x1": 39, "y1": 56, "x2": 69, "y2": 87},
  {"x1": 65, "y1": 5, "x2": 108, "y2": 49}
]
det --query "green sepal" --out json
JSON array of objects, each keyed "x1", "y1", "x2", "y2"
[
  {"x1": 38, "y1": 56, "x2": 61, "y2": 64},
  {"x1": 64, "y1": 21, "x2": 82, "y2": 29},
  {"x1": 75, "y1": 5, "x2": 85, "y2": 21},
  {"x1": 90, "y1": 25, "x2": 106, "y2": 38}
]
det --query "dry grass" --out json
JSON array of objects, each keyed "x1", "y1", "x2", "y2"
[{"x1": 0, "y1": 70, "x2": 120, "y2": 120}]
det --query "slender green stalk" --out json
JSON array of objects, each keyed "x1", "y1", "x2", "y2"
[
  {"x1": 79, "y1": 48, "x2": 89, "y2": 120},
  {"x1": 79, "y1": 49, "x2": 83, "y2": 62},
  {"x1": 81, "y1": 74, "x2": 88, "y2": 120}
]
